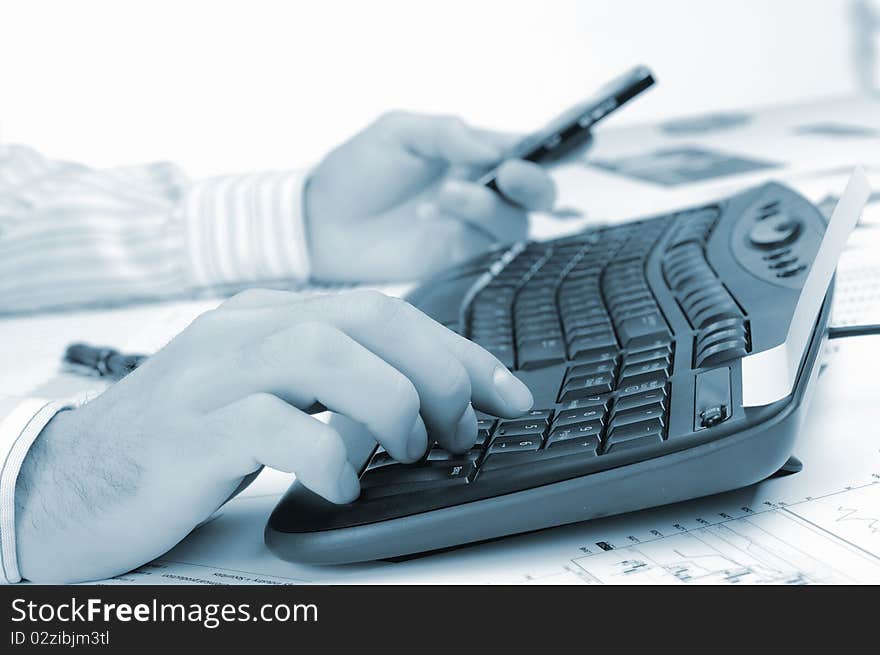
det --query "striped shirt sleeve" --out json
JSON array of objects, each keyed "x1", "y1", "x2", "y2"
[{"x1": 0, "y1": 143, "x2": 311, "y2": 314}]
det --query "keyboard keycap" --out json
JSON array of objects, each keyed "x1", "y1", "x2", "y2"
[
  {"x1": 495, "y1": 419, "x2": 548, "y2": 434},
  {"x1": 622, "y1": 355, "x2": 669, "y2": 375},
  {"x1": 614, "y1": 387, "x2": 668, "y2": 412},
  {"x1": 487, "y1": 435, "x2": 542, "y2": 455},
  {"x1": 517, "y1": 337, "x2": 566, "y2": 369},
  {"x1": 522, "y1": 408, "x2": 554, "y2": 422},
  {"x1": 558, "y1": 373, "x2": 615, "y2": 402},
  {"x1": 482, "y1": 342, "x2": 514, "y2": 368},
  {"x1": 426, "y1": 448, "x2": 482, "y2": 462},
  {"x1": 605, "y1": 418, "x2": 665, "y2": 453},
  {"x1": 497, "y1": 410, "x2": 553, "y2": 432},
  {"x1": 476, "y1": 418, "x2": 497, "y2": 441},
  {"x1": 695, "y1": 338, "x2": 749, "y2": 368},
  {"x1": 367, "y1": 450, "x2": 395, "y2": 469},
  {"x1": 494, "y1": 420, "x2": 547, "y2": 439},
  {"x1": 566, "y1": 360, "x2": 617, "y2": 378},
  {"x1": 619, "y1": 368, "x2": 668, "y2": 389},
  {"x1": 623, "y1": 346, "x2": 671, "y2": 365},
  {"x1": 569, "y1": 334, "x2": 618, "y2": 360},
  {"x1": 616, "y1": 313, "x2": 669, "y2": 347},
  {"x1": 481, "y1": 439, "x2": 598, "y2": 472},
  {"x1": 547, "y1": 420, "x2": 604, "y2": 446},
  {"x1": 546, "y1": 436, "x2": 601, "y2": 456},
  {"x1": 553, "y1": 405, "x2": 607, "y2": 427},
  {"x1": 618, "y1": 375, "x2": 668, "y2": 396},
  {"x1": 611, "y1": 402, "x2": 667, "y2": 428},
  {"x1": 360, "y1": 461, "x2": 475, "y2": 498}
]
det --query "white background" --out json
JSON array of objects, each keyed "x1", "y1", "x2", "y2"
[{"x1": 2, "y1": 0, "x2": 879, "y2": 176}]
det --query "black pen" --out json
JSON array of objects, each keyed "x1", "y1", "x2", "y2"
[{"x1": 63, "y1": 343, "x2": 148, "y2": 380}]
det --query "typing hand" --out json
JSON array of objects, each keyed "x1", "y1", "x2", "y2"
[
  {"x1": 306, "y1": 112, "x2": 558, "y2": 282},
  {"x1": 14, "y1": 289, "x2": 533, "y2": 583}
]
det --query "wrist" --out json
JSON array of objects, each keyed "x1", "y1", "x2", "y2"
[{"x1": 14, "y1": 408, "x2": 84, "y2": 582}]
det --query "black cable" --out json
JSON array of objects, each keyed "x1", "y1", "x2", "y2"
[{"x1": 827, "y1": 324, "x2": 880, "y2": 340}]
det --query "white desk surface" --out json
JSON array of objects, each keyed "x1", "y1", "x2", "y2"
[{"x1": 3, "y1": 95, "x2": 880, "y2": 584}]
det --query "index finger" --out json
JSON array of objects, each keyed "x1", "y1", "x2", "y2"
[{"x1": 215, "y1": 290, "x2": 535, "y2": 420}]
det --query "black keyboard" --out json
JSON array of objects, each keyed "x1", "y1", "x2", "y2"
[{"x1": 267, "y1": 181, "x2": 834, "y2": 564}]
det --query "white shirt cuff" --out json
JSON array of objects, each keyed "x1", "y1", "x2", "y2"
[
  {"x1": 182, "y1": 170, "x2": 311, "y2": 287},
  {"x1": 0, "y1": 398, "x2": 77, "y2": 583}
]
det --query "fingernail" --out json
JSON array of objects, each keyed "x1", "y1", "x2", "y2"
[
  {"x1": 453, "y1": 404, "x2": 477, "y2": 451},
  {"x1": 406, "y1": 414, "x2": 428, "y2": 461},
  {"x1": 336, "y1": 462, "x2": 360, "y2": 503},
  {"x1": 492, "y1": 366, "x2": 533, "y2": 413}
]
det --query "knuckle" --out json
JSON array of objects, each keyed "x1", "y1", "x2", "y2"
[
  {"x1": 250, "y1": 322, "x2": 327, "y2": 368},
  {"x1": 245, "y1": 392, "x2": 281, "y2": 415},
  {"x1": 287, "y1": 321, "x2": 339, "y2": 360},
  {"x1": 226, "y1": 288, "x2": 267, "y2": 306},
  {"x1": 440, "y1": 115, "x2": 466, "y2": 133},
  {"x1": 350, "y1": 289, "x2": 407, "y2": 325},
  {"x1": 223, "y1": 287, "x2": 294, "y2": 309},
  {"x1": 188, "y1": 308, "x2": 224, "y2": 334},
  {"x1": 374, "y1": 110, "x2": 408, "y2": 131}
]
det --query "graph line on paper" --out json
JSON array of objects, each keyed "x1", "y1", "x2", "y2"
[{"x1": 835, "y1": 506, "x2": 880, "y2": 534}]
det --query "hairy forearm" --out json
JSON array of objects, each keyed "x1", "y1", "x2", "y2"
[{"x1": 14, "y1": 408, "x2": 146, "y2": 582}]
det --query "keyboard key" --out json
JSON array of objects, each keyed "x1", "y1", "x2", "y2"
[
  {"x1": 498, "y1": 410, "x2": 553, "y2": 433},
  {"x1": 607, "y1": 290, "x2": 653, "y2": 312},
  {"x1": 516, "y1": 324, "x2": 562, "y2": 341},
  {"x1": 360, "y1": 461, "x2": 475, "y2": 498},
  {"x1": 494, "y1": 418, "x2": 548, "y2": 434},
  {"x1": 558, "y1": 373, "x2": 615, "y2": 402},
  {"x1": 623, "y1": 346, "x2": 671, "y2": 365},
  {"x1": 494, "y1": 421, "x2": 547, "y2": 439},
  {"x1": 693, "y1": 302, "x2": 741, "y2": 329},
  {"x1": 546, "y1": 436, "x2": 601, "y2": 456},
  {"x1": 567, "y1": 395, "x2": 611, "y2": 410},
  {"x1": 367, "y1": 450, "x2": 396, "y2": 469},
  {"x1": 696, "y1": 326, "x2": 745, "y2": 352},
  {"x1": 563, "y1": 312, "x2": 609, "y2": 332},
  {"x1": 569, "y1": 334, "x2": 618, "y2": 360},
  {"x1": 565, "y1": 322, "x2": 614, "y2": 344},
  {"x1": 616, "y1": 312, "x2": 670, "y2": 347},
  {"x1": 476, "y1": 418, "x2": 497, "y2": 441},
  {"x1": 616, "y1": 304, "x2": 661, "y2": 322},
  {"x1": 426, "y1": 447, "x2": 482, "y2": 462},
  {"x1": 618, "y1": 375, "x2": 668, "y2": 396},
  {"x1": 487, "y1": 435, "x2": 543, "y2": 455},
  {"x1": 553, "y1": 404, "x2": 607, "y2": 427},
  {"x1": 481, "y1": 440, "x2": 597, "y2": 472},
  {"x1": 522, "y1": 408, "x2": 554, "y2": 422},
  {"x1": 610, "y1": 402, "x2": 667, "y2": 428},
  {"x1": 482, "y1": 342, "x2": 514, "y2": 368},
  {"x1": 695, "y1": 338, "x2": 749, "y2": 368},
  {"x1": 621, "y1": 357, "x2": 670, "y2": 379},
  {"x1": 517, "y1": 337, "x2": 566, "y2": 369},
  {"x1": 605, "y1": 418, "x2": 665, "y2": 453},
  {"x1": 614, "y1": 387, "x2": 668, "y2": 412},
  {"x1": 547, "y1": 420, "x2": 603, "y2": 446},
  {"x1": 567, "y1": 360, "x2": 617, "y2": 379}
]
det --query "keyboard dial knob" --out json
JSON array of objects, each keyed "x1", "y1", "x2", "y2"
[{"x1": 748, "y1": 212, "x2": 802, "y2": 249}]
